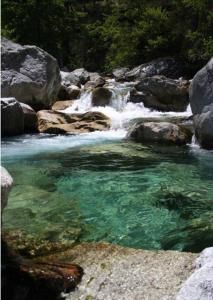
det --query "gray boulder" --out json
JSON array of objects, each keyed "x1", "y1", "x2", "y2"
[
  {"x1": 1, "y1": 166, "x2": 13, "y2": 212},
  {"x1": 125, "y1": 57, "x2": 182, "y2": 81},
  {"x1": 127, "y1": 122, "x2": 192, "y2": 145},
  {"x1": 1, "y1": 38, "x2": 61, "y2": 110},
  {"x1": 84, "y1": 73, "x2": 106, "y2": 89},
  {"x1": 60, "y1": 71, "x2": 81, "y2": 88},
  {"x1": 189, "y1": 58, "x2": 213, "y2": 149},
  {"x1": 131, "y1": 76, "x2": 189, "y2": 112},
  {"x1": 113, "y1": 67, "x2": 130, "y2": 82},
  {"x1": 72, "y1": 68, "x2": 90, "y2": 84},
  {"x1": 176, "y1": 247, "x2": 213, "y2": 300},
  {"x1": 1, "y1": 97, "x2": 24, "y2": 136}
]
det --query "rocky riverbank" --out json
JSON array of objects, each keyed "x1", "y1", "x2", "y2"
[
  {"x1": 1, "y1": 38, "x2": 213, "y2": 149},
  {"x1": 1, "y1": 37, "x2": 213, "y2": 300}
]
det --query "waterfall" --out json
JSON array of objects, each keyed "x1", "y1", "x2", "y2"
[{"x1": 63, "y1": 80, "x2": 192, "y2": 133}]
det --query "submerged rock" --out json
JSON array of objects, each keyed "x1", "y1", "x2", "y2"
[
  {"x1": 127, "y1": 122, "x2": 192, "y2": 145},
  {"x1": 189, "y1": 58, "x2": 213, "y2": 149},
  {"x1": 37, "y1": 110, "x2": 110, "y2": 134},
  {"x1": 91, "y1": 87, "x2": 112, "y2": 106},
  {"x1": 1, "y1": 97, "x2": 24, "y2": 136},
  {"x1": 1, "y1": 38, "x2": 61, "y2": 110},
  {"x1": 131, "y1": 76, "x2": 189, "y2": 112},
  {"x1": 1, "y1": 167, "x2": 13, "y2": 212},
  {"x1": 176, "y1": 247, "x2": 213, "y2": 300}
]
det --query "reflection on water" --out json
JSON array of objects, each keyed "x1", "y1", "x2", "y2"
[{"x1": 2, "y1": 134, "x2": 213, "y2": 252}]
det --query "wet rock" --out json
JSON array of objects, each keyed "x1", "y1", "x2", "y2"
[
  {"x1": 132, "y1": 76, "x2": 189, "y2": 112},
  {"x1": 52, "y1": 100, "x2": 75, "y2": 111},
  {"x1": 112, "y1": 67, "x2": 130, "y2": 82},
  {"x1": 1, "y1": 97, "x2": 24, "y2": 136},
  {"x1": 91, "y1": 87, "x2": 112, "y2": 106},
  {"x1": 2, "y1": 238, "x2": 83, "y2": 300},
  {"x1": 37, "y1": 110, "x2": 110, "y2": 134},
  {"x1": 1, "y1": 167, "x2": 13, "y2": 212},
  {"x1": 127, "y1": 122, "x2": 192, "y2": 145},
  {"x1": 125, "y1": 57, "x2": 182, "y2": 81},
  {"x1": 84, "y1": 73, "x2": 105, "y2": 89},
  {"x1": 58, "y1": 84, "x2": 81, "y2": 100},
  {"x1": 20, "y1": 103, "x2": 38, "y2": 133},
  {"x1": 176, "y1": 247, "x2": 213, "y2": 300},
  {"x1": 1, "y1": 38, "x2": 61, "y2": 110},
  {"x1": 189, "y1": 58, "x2": 213, "y2": 149},
  {"x1": 129, "y1": 88, "x2": 158, "y2": 105}
]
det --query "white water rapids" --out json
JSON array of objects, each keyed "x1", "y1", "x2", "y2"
[
  {"x1": 63, "y1": 79, "x2": 192, "y2": 133},
  {"x1": 2, "y1": 80, "x2": 195, "y2": 159}
]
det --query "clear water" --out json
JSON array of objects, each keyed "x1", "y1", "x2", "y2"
[{"x1": 2, "y1": 133, "x2": 213, "y2": 252}]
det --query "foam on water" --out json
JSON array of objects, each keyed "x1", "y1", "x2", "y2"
[
  {"x1": 63, "y1": 82, "x2": 192, "y2": 130},
  {"x1": 1, "y1": 130, "x2": 126, "y2": 160}
]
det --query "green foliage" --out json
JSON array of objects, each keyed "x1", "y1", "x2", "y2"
[{"x1": 2, "y1": 0, "x2": 213, "y2": 74}]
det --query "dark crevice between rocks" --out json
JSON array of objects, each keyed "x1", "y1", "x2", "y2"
[{"x1": 1, "y1": 238, "x2": 84, "y2": 300}]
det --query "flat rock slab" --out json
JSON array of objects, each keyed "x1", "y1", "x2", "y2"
[{"x1": 44, "y1": 242, "x2": 197, "y2": 300}]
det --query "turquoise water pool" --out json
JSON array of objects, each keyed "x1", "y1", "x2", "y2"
[{"x1": 2, "y1": 133, "x2": 213, "y2": 252}]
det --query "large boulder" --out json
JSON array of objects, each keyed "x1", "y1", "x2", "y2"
[
  {"x1": 1, "y1": 166, "x2": 13, "y2": 212},
  {"x1": 91, "y1": 87, "x2": 112, "y2": 107},
  {"x1": 176, "y1": 247, "x2": 213, "y2": 300},
  {"x1": 189, "y1": 58, "x2": 213, "y2": 149},
  {"x1": 1, "y1": 38, "x2": 61, "y2": 110},
  {"x1": 125, "y1": 57, "x2": 182, "y2": 81},
  {"x1": 1, "y1": 98, "x2": 24, "y2": 137},
  {"x1": 127, "y1": 122, "x2": 192, "y2": 145},
  {"x1": 131, "y1": 76, "x2": 189, "y2": 112},
  {"x1": 37, "y1": 110, "x2": 110, "y2": 134}
]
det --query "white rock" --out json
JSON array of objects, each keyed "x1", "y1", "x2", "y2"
[{"x1": 1, "y1": 166, "x2": 13, "y2": 212}]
